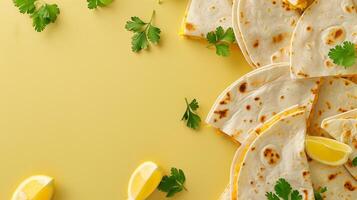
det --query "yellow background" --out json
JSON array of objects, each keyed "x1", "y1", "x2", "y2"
[{"x1": 0, "y1": 0, "x2": 250, "y2": 199}]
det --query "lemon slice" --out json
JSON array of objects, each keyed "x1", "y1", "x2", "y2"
[
  {"x1": 11, "y1": 175, "x2": 54, "y2": 200},
  {"x1": 306, "y1": 136, "x2": 352, "y2": 166},
  {"x1": 128, "y1": 161, "x2": 163, "y2": 200}
]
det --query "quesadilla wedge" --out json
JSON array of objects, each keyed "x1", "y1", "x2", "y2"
[
  {"x1": 181, "y1": 0, "x2": 233, "y2": 38},
  {"x1": 322, "y1": 109, "x2": 357, "y2": 180},
  {"x1": 232, "y1": 108, "x2": 314, "y2": 200},
  {"x1": 308, "y1": 77, "x2": 357, "y2": 137},
  {"x1": 206, "y1": 63, "x2": 320, "y2": 144},
  {"x1": 291, "y1": 0, "x2": 357, "y2": 78},
  {"x1": 233, "y1": 0, "x2": 301, "y2": 68}
]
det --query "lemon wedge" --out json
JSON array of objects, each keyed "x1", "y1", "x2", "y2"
[
  {"x1": 128, "y1": 161, "x2": 163, "y2": 200},
  {"x1": 11, "y1": 175, "x2": 54, "y2": 200},
  {"x1": 305, "y1": 136, "x2": 352, "y2": 166}
]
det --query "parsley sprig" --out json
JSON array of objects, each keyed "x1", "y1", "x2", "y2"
[
  {"x1": 266, "y1": 178, "x2": 302, "y2": 200},
  {"x1": 13, "y1": 0, "x2": 60, "y2": 32},
  {"x1": 314, "y1": 187, "x2": 327, "y2": 200},
  {"x1": 182, "y1": 98, "x2": 201, "y2": 130},
  {"x1": 158, "y1": 168, "x2": 187, "y2": 197},
  {"x1": 206, "y1": 26, "x2": 235, "y2": 57},
  {"x1": 352, "y1": 157, "x2": 357, "y2": 166},
  {"x1": 87, "y1": 0, "x2": 113, "y2": 9},
  {"x1": 328, "y1": 41, "x2": 356, "y2": 68},
  {"x1": 125, "y1": 10, "x2": 161, "y2": 52}
]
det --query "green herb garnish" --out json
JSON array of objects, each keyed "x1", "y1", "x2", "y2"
[
  {"x1": 266, "y1": 178, "x2": 302, "y2": 200},
  {"x1": 87, "y1": 0, "x2": 113, "y2": 9},
  {"x1": 158, "y1": 168, "x2": 187, "y2": 197},
  {"x1": 314, "y1": 187, "x2": 327, "y2": 200},
  {"x1": 13, "y1": 0, "x2": 60, "y2": 32},
  {"x1": 328, "y1": 41, "x2": 356, "y2": 68},
  {"x1": 182, "y1": 98, "x2": 201, "y2": 130},
  {"x1": 125, "y1": 11, "x2": 161, "y2": 52},
  {"x1": 206, "y1": 26, "x2": 235, "y2": 57},
  {"x1": 352, "y1": 157, "x2": 357, "y2": 166}
]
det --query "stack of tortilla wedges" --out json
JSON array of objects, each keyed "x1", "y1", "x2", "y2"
[{"x1": 183, "y1": 0, "x2": 357, "y2": 199}]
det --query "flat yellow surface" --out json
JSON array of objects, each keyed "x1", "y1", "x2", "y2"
[{"x1": 0, "y1": 0, "x2": 250, "y2": 199}]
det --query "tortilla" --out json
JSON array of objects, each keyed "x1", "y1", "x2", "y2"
[
  {"x1": 290, "y1": 0, "x2": 357, "y2": 78},
  {"x1": 234, "y1": 0, "x2": 301, "y2": 68},
  {"x1": 206, "y1": 63, "x2": 320, "y2": 144},
  {"x1": 235, "y1": 109, "x2": 314, "y2": 199},
  {"x1": 308, "y1": 160, "x2": 357, "y2": 200},
  {"x1": 308, "y1": 77, "x2": 357, "y2": 137},
  {"x1": 321, "y1": 109, "x2": 357, "y2": 180},
  {"x1": 181, "y1": 0, "x2": 233, "y2": 38}
]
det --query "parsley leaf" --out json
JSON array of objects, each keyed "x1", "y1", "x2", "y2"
[
  {"x1": 181, "y1": 98, "x2": 201, "y2": 130},
  {"x1": 328, "y1": 41, "x2": 356, "y2": 68},
  {"x1": 125, "y1": 11, "x2": 161, "y2": 52},
  {"x1": 352, "y1": 157, "x2": 357, "y2": 166},
  {"x1": 87, "y1": 0, "x2": 113, "y2": 9},
  {"x1": 31, "y1": 4, "x2": 60, "y2": 32},
  {"x1": 206, "y1": 26, "x2": 235, "y2": 57},
  {"x1": 158, "y1": 168, "x2": 187, "y2": 197},
  {"x1": 314, "y1": 187, "x2": 327, "y2": 200},
  {"x1": 266, "y1": 178, "x2": 303, "y2": 200},
  {"x1": 13, "y1": 0, "x2": 37, "y2": 14}
]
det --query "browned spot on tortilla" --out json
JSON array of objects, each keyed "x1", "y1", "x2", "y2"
[
  {"x1": 272, "y1": 55, "x2": 277, "y2": 61},
  {"x1": 263, "y1": 148, "x2": 280, "y2": 165},
  {"x1": 272, "y1": 0, "x2": 276, "y2": 5},
  {"x1": 253, "y1": 40, "x2": 259, "y2": 48},
  {"x1": 339, "y1": 108, "x2": 348, "y2": 113},
  {"x1": 318, "y1": 110, "x2": 322, "y2": 116},
  {"x1": 345, "y1": 80, "x2": 351, "y2": 86},
  {"x1": 214, "y1": 109, "x2": 228, "y2": 119},
  {"x1": 213, "y1": 119, "x2": 217, "y2": 123},
  {"x1": 297, "y1": 71, "x2": 309, "y2": 78},
  {"x1": 290, "y1": 19, "x2": 296, "y2": 27},
  {"x1": 325, "y1": 28, "x2": 345, "y2": 45},
  {"x1": 280, "y1": 95, "x2": 285, "y2": 100},
  {"x1": 306, "y1": 26, "x2": 312, "y2": 31},
  {"x1": 344, "y1": 181, "x2": 356, "y2": 191},
  {"x1": 240, "y1": 12, "x2": 244, "y2": 18},
  {"x1": 352, "y1": 138, "x2": 357, "y2": 149},
  {"x1": 272, "y1": 33, "x2": 285, "y2": 43},
  {"x1": 185, "y1": 23, "x2": 196, "y2": 31},
  {"x1": 250, "y1": 180, "x2": 254, "y2": 185},
  {"x1": 246, "y1": 105, "x2": 251, "y2": 110},
  {"x1": 256, "y1": 62, "x2": 261, "y2": 67},
  {"x1": 251, "y1": 147, "x2": 256, "y2": 151},
  {"x1": 254, "y1": 97, "x2": 260, "y2": 101},
  {"x1": 302, "y1": 171, "x2": 310, "y2": 177},
  {"x1": 347, "y1": 159, "x2": 353, "y2": 167},
  {"x1": 239, "y1": 82, "x2": 247, "y2": 93},
  {"x1": 260, "y1": 115, "x2": 266, "y2": 123},
  {"x1": 328, "y1": 173, "x2": 339, "y2": 180},
  {"x1": 325, "y1": 60, "x2": 334, "y2": 68},
  {"x1": 311, "y1": 87, "x2": 318, "y2": 94},
  {"x1": 345, "y1": 5, "x2": 355, "y2": 13},
  {"x1": 249, "y1": 119, "x2": 253, "y2": 123},
  {"x1": 325, "y1": 101, "x2": 331, "y2": 109},
  {"x1": 219, "y1": 92, "x2": 231, "y2": 105}
]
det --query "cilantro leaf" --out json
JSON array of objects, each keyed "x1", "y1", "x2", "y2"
[
  {"x1": 87, "y1": 0, "x2": 113, "y2": 9},
  {"x1": 274, "y1": 178, "x2": 292, "y2": 200},
  {"x1": 13, "y1": 0, "x2": 37, "y2": 14},
  {"x1": 206, "y1": 26, "x2": 235, "y2": 57},
  {"x1": 182, "y1": 98, "x2": 201, "y2": 130},
  {"x1": 352, "y1": 157, "x2": 357, "y2": 166},
  {"x1": 31, "y1": 4, "x2": 60, "y2": 32},
  {"x1": 328, "y1": 41, "x2": 356, "y2": 68},
  {"x1": 266, "y1": 192, "x2": 280, "y2": 200},
  {"x1": 291, "y1": 190, "x2": 302, "y2": 200},
  {"x1": 158, "y1": 168, "x2": 187, "y2": 197},
  {"x1": 125, "y1": 11, "x2": 161, "y2": 52},
  {"x1": 314, "y1": 187, "x2": 327, "y2": 200}
]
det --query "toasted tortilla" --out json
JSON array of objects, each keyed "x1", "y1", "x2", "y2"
[
  {"x1": 181, "y1": 0, "x2": 233, "y2": 38},
  {"x1": 206, "y1": 63, "x2": 320, "y2": 144},
  {"x1": 291, "y1": 0, "x2": 357, "y2": 78},
  {"x1": 308, "y1": 77, "x2": 357, "y2": 137},
  {"x1": 234, "y1": 0, "x2": 301, "y2": 68},
  {"x1": 235, "y1": 109, "x2": 314, "y2": 200},
  {"x1": 322, "y1": 109, "x2": 357, "y2": 180}
]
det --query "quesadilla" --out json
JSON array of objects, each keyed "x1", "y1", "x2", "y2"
[
  {"x1": 233, "y1": 0, "x2": 301, "y2": 68},
  {"x1": 232, "y1": 108, "x2": 314, "y2": 200},
  {"x1": 308, "y1": 160, "x2": 357, "y2": 200},
  {"x1": 321, "y1": 109, "x2": 357, "y2": 180},
  {"x1": 308, "y1": 77, "x2": 357, "y2": 137},
  {"x1": 291, "y1": 0, "x2": 357, "y2": 78},
  {"x1": 181, "y1": 0, "x2": 233, "y2": 38},
  {"x1": 206, "y1": 63, "x2": 320, "y2": 144}
]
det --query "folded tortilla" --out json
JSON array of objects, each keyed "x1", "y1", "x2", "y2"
[
  {"x1": 322, "y1": 109, "x2": 357, "y2": 180},
  {"x1": 308, "y1": 77, "x2": 357, "y2": 137},
  {"x1": 233, "y1": 108, "x2": 314, "y2": 200},
  {"x1": 233, "y1": 0, "x2": 301, "y2": 68},
  {"x1": 181, "y1": 0, "x2": 233, "y2": 38},
  {"x1": 308, "y1": 160, "x2": 357, "y2": 200},
  {"x1": 291, "y1": 0, "x2": 357, "y2": 78},
  {"x1": 206, "y1": 63, "x2": 320, "y2": 144}
]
